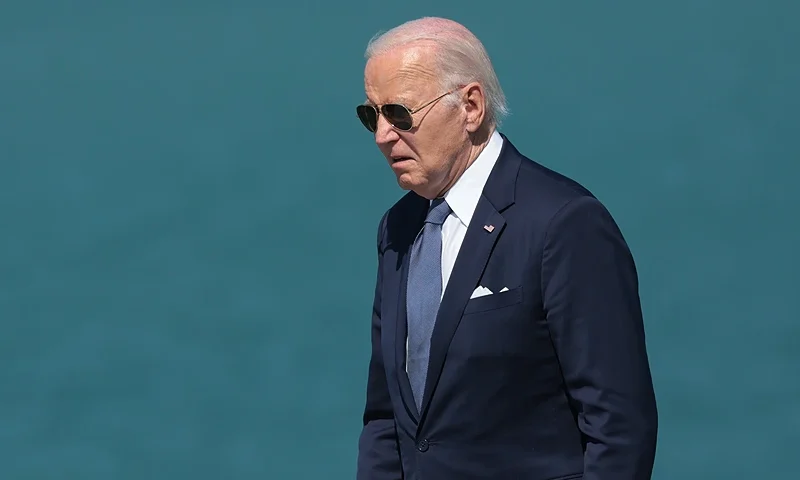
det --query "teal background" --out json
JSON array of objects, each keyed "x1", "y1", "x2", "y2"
[{"x1": 1, "y1": 1, "x2": 797, "y2": 478}]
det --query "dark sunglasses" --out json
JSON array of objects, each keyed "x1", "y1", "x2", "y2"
[{"x1": 356, "y1": 86, "x2": 462, "y2": 133}]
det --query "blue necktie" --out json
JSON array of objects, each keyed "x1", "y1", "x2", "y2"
[{"x1": 406, "y1": 198, "x2": 451, "y2": 411}]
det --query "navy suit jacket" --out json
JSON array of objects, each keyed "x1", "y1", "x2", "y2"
[{"x1": 357, "y1": 134, "x2": 658, "y2": 480}]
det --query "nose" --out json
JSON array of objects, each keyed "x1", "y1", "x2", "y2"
[{"x1": 374, "y1": 113, "x2": 400, "y2": 146}]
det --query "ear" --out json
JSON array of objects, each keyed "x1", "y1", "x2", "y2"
[{"x1": 462, "y1": 82, "x2": 486, "y2": 133}]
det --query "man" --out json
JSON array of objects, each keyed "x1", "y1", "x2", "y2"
[{"x1": 355, "y1": 17, "x2": 658, "y2": 480}]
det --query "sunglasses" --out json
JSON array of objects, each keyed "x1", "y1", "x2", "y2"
[{"x1": 356, "y1": 86, "x2": 462, "y2": 133}]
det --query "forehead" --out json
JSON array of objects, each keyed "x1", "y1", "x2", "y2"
[{"x1": 364, "y1": 44, "x2": 438, "y2": 104}]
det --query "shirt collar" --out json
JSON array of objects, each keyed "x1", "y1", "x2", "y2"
[{"x1": 439, "y1": 129, "x2": 504, "y2": 227}]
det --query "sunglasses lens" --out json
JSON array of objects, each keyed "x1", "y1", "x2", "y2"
[
  {"x1": 356, "y1": 105, "x2": 377, "y2": 132},
  {"x1": 383, "y1": 104, "x2": 413, "y2": 131}
]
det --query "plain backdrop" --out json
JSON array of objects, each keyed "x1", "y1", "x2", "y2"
[{"x1": 1, "y1": 1, "x2": 798, "y2": 478}]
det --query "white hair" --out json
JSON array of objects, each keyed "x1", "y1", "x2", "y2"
[{"x1": 365, "y1": 17, "x2": 510, "y2": 127}]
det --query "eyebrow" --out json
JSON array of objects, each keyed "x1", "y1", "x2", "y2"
[{"x1": 365, "y1": 96, "x2": 413, "y2": 107}]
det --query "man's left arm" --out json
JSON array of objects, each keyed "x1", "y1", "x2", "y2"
[{"x1": 541, "y1": 195, "x2": 658, "y2": 480}]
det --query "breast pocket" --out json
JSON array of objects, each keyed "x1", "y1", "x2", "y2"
[{"x1": 462, "y1": 286, "x2": 523, "y2": 315}]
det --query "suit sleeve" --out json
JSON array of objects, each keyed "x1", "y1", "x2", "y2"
[
  {"x1": 356, "y1": 212, "x2": 402, "y2": 480},
  {"x1": 541, "y1": 196, "x2": 658, "y2": 480}
]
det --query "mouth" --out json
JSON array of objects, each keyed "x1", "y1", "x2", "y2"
[{"x1": 390, "y1": 156, "x2": 413, "y2": 164}]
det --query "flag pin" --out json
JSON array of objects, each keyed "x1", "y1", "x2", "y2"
[{"x1": 484, "y1": 224, "x2": 495, "y2": 232}]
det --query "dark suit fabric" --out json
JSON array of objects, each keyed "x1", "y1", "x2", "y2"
[{"x1": 357, "y1": 135, "x2": 658, "y2": 480}]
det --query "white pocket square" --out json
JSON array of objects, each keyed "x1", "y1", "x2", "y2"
[
  {"x1": 470, "y1": 285, "x2": 510, "y2": 299},
  {"x1": 470, "y1": 286, "x2": 493, "y2": 299}
]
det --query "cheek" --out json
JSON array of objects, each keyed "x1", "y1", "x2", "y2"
[
  {"x1": 408, "y1": 126, "x2": 457, "y2": 175},
  {"x1": 416, "y1": 153, "x2": 448, "y2": 179}
]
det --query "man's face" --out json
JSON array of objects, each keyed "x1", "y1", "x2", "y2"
[{"x1": 363, "y1": 44, "x2": 468, "y2": 199}]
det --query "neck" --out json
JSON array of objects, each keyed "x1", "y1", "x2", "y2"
[
  {"x1": 432, "y1": 124, "x2": 494, "y2": 199},
  {"x1": 464, "y1": 123, "x2": 494, "y2": 170}
]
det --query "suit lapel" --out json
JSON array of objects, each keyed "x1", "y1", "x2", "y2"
[
  {"x1": 391, "y1": 196, "x2": 428, "y2": 422},
  {"x1": 417, "y1": 134, "x2": 521, "y2": 426},
  {"x1": 395, "y1": 253, "x2": 420, "y2": 422},
  {"x1": 417, "y1": 198, "x2": 505, "y2": 424}
]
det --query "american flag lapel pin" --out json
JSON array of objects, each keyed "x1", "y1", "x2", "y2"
[{"x1": 484, "y1": 224, "x2": 495, "y2": 233}]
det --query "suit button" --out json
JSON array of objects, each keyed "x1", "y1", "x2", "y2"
[{"x1": 417, "y1": 439, "x2": 429, "y2": 452}]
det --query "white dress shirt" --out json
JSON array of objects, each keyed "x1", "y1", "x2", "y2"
[{"x1": 438, "y1": 129, "x2": 504, "y2": 297}]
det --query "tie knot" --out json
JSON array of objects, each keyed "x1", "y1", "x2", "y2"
[{"x1": 425, "y1": 198, "x2": 451, "y2": 225}]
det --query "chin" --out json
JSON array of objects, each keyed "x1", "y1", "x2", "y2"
[
  {"x1": 397, "y1": 169, "x2": 424, "y2": 184},
  {"x1": 396, "y1": 176, "x2": 415, "y2": 192},
  {"x1": 398, "y1": 177, "x2": 435, "y2": 199}
]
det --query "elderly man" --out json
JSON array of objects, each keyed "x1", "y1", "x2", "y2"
[{"x1": 355, "y1": 17, "x2": 658, "y2": 480}]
